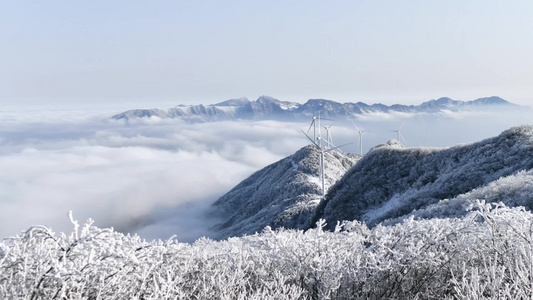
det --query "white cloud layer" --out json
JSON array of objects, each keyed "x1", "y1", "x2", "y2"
[
  {"x1": 0, "y1": 108, "x2": 531, "y2": 242},
  {"x1": 0, "y1": 111, "x2": 309, "y2": 242}
]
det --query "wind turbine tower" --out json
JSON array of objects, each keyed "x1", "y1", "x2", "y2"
[
  {"x1": 306, "y1": 114, "x2": 317, "y2": 142},
  {"x1": 352, "y1": 122, "x2": 365, "y2": 155},
  {"x1": 393, "y1": 125, "x2": 407, "y2": 146},
  {"x1": 323, "y1": 125, "x2": 334, "y2": 149},
  {"x1": 307, "y1": 112, "x2": 326, "y2": 147},
  {"x1": 316, "y1": 112, "x2": 322, "y2": 147},
  {"x1": 302, "y1": 130, "x2": 352, "y2": 197}
]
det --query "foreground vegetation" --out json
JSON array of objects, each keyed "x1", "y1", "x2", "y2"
[{"x1": 1, "y1": 201, "x2": 532, "y2": 299}]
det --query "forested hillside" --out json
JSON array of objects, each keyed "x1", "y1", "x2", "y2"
[
  {"x1": 319, "y1": 125, "x2": 533, "y2": 228},
  {"x1": 211, "y1": 145, "x2": 359, "y2": 239}
]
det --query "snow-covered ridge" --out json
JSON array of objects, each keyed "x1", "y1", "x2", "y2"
[
  {"x1": 112, "y1": 95, "x2": 523, "y2": 122},
  {"x1": 318, "y1": 125, "x2": 533, "y2": 228},
  {"x1": 209, "y1": 125, "x2": 533, "y2": 239},
  {"x1": 209, "y1": 145, "x2": 360, "y2": 239}
]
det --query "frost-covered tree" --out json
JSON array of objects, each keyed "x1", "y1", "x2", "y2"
[{"x1": 3, "y1": 202, "x2": 533, "y2": 299}]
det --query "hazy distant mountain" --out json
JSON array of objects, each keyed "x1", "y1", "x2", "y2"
[
  {"x1": 210, "y1": 145, "x2": 360, "y2": 239},
  {"x1": 112, "y1": 96, "x2": 521, "y2": 122},
  {"x1": 317, "y1": 125, "x2": 533, "y2": 229}
]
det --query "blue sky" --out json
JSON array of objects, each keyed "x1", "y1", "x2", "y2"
[{"x1": 2, "y1": 1, "x2": 533, "y2": 108}]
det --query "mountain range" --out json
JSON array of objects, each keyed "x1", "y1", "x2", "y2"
[
  {"x1": 210, "y1": 125, "x2": 533, "y2": 238},
  {"x1": 318, "y1": 125, "x2": 533, "y2": 229},
  {"x1": 113, "y1": 96, "x2": 520, "y2": 122}
]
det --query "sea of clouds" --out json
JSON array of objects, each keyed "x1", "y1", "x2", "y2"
[{"x1": 0, "y1": 107, "x2": 530, "y2": 242}]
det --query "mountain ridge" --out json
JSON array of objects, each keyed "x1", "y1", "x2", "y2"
[
  {"x1": 210, "y1": 125, "x2": 533, "y2": 238},
  {"x1": 317, "y1": 125, "x2": 533, "y2": 229},
  {"x1": 210, "y1": 145, "x2": 360, "y2": 239},
  {"x1": 112, "y1": 96, "x2": 522, "y2": 122}
]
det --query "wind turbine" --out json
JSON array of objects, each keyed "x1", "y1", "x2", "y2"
[
  {"x1": 352, "y1": 122, "x2": 365, "y2": 155},
  {"x1": 316, "y1": 112, "x2": 322, "y2": 147},
  {"x1": 306, "y1": 113, "x2": 317, "y2": 142},
  {"x1": 392, "y1": 124, "x2": 407, "y2": 146},
  {"x1": 302, "y1": 130, "x2": 352, "y2": 197},
  {"x1": 323, "y1": 125, "x2": 334, "y2": 149},
  {"x1": 306, "y1": 112, "x2": 329, "y2": 147}
]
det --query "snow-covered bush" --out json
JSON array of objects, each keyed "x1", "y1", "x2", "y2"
[{"x1": 2, "y1": 202, "x2": 533, "y2": 299}]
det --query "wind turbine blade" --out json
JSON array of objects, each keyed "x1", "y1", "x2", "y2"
[
  {"x1": 399, "y1": 132, "x2": 407, "y2": 145},
  {"x1": 306, "y1": 120, "x2": 315, "y2": 134},
  {"x1": 325, "y1": 142, "x2": 354, "y2": 153},
  {"x1": 301, "y1": 130, "x2": 319, "y2": 148},
  {"x1": 351, "y1": 121, "x2": 362, "y2": 132},
  {"x1": 398, "y1": 122, "x2": 405, "y2": 131},
  {"x1": 324, "y1": 139, "x2": 336, "y2": 148}
]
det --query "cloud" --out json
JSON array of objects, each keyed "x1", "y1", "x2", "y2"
[
  {"x1": 0, "y1": 109, "x2": 530, "y2": 242},
  {"x1": 0, "y1": 111, "x2": 311, "y2": 242},
  {"x1": 0, "y1": 144, "x2": 250, "y2": 240},
  {"x1": 354, "y1": 111, "x2": 422, "y2": 121}
]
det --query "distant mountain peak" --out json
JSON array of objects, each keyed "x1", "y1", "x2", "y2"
[
  {"x1": 472, "y1": 96, "x2": 512, "y2": 105},
  {"x1": 256, "y1": 95, "x2": 279, "y2": 103},
  {"x1": 305, "y1": 98, "x2": 336, "y2": 104},
  {"x1": 435, "y1": 97, "x2": 458, "y2": 104},
  {"x1": 420, "y1": 97, "x2": 461, "y2": 108},
  {"x1": 214, "y1": 97, "x2": 250, "y2": 106}
]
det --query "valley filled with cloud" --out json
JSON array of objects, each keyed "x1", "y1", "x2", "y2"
[{"x1": 0, "y1": 107, "x2": 530, "y2": 242}]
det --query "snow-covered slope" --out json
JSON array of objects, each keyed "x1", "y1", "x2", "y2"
[
  {"x1": 394, "y1": 169, "x2": 533, "y2": 224},
  {"x1": 318, "y1": 125, "x2": 533, "y2": 229},
  {"x1": 210, "y1": 145, "x2": 360, "y2": 239},
  {"x1": 112, "y1": 96, "x2": 522, "y2": 122}
]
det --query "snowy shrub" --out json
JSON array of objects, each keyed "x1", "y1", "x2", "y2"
[{"x1": 2, "y1": 202, "x2": 533, "y2": 299}]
